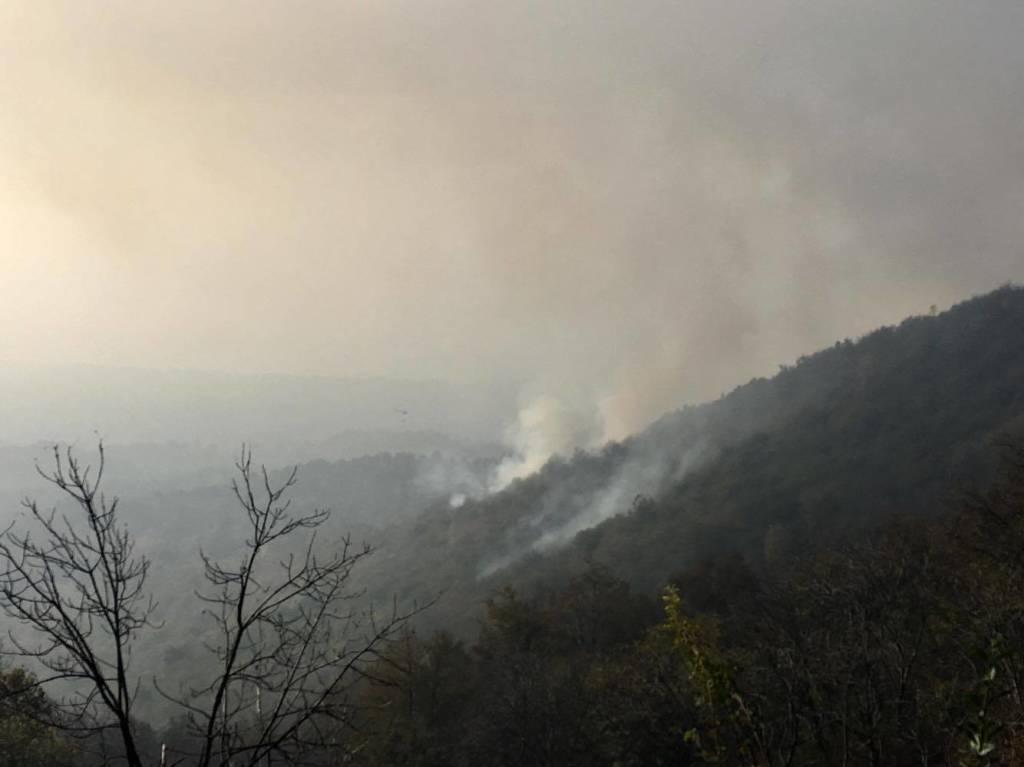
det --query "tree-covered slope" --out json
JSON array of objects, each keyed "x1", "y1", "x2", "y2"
[{"x1": 364, "y1": 285, "x2": 1024, "y2": 629}]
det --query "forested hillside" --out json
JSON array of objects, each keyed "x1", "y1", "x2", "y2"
[
  {"x1": 349, "y1": 444, "x2": 1024, "y2": 766},
  {"x1": 4, "y1": 286, "x2": 1024, "y2": 765},
  {"x1": 363, "y1": 286, "x2": 1024, "y2": 630}
]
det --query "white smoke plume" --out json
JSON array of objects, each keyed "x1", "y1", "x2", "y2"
[
  {"x1": 475, "y1": 374, "x2": 715, "y2": 578},
  {"x1": 489, "y1": 394, "x2": 604, "y2": 492},
  {"x1": 413, "y1": 451, "x2": 494, "y2": 508}
]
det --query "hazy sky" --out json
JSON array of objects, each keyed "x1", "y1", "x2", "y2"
[{"x1": 2, "y1": 1, "x2": 1022, "y2": 436}]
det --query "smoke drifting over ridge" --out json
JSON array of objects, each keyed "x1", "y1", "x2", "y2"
[
  {"x1": 1, "y1": 1, "x2": 1022, "y2": 449},
  {"x1": 491, "y1": 394, "x2": 603, "y2": 491}
]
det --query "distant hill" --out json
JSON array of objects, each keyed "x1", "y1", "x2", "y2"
[
  {"x1": 0, "y1": 430, "x2": 502, "y2": 527},
  {"x1": 0, "y1": 365, "x2": 516, "y2": 447},
  {"x1": 89, "y1": 448, "x2": 496, "y2": 726},
  {"x1": 7, "y1": 285, "x2": 1024, "y2": 724},
  {"x1": 361, "y1": 285, "x2": 1024, "y2": 631}
]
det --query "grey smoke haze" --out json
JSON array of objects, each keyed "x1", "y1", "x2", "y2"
[
  {"x1": 1, "y1": 1, "x2": 1022, "y2": 446},
  {"x1": 0, "y1": 364, "x2": 514, "y2": 447}
]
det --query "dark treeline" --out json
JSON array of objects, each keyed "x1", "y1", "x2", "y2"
[
  {"x1": 348, "y1": 441, "x2": 1024, "y2": 766},
  {"x1": 7, "y1": 444, "x2": 1024, "y2": 765}
]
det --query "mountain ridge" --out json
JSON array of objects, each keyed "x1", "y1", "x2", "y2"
[{"x1": 362, "y1": 284, "x2": 1024, "y2": 631}]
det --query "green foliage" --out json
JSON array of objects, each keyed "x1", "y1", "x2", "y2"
[
  {"x1": 959, "y1": 666, "x2": 1003, "y2": 767},
  {"x1": 659, "y1": 586, "x2": 734, "y2": 762},
  {"x1": 0, "y1": 665, "x2": 75, "y2": 766}
]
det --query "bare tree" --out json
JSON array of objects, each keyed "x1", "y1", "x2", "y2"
[
  {"x1": 0, "y1": 443, "x2": 155, "y2": 765},
  {"x1": 0, "y1": 444, "x2": 416, "y2": 767},
  {"x1": 158, "y1": 449, "x2": 417, "y2": 767}
]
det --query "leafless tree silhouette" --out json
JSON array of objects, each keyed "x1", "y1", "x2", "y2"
[
  {"x1": 0, "y1": 444, "x2": 417, "y2": 767},
  {"x1": 0, "y1": 444, "x2": 156, "y2": 765}
]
